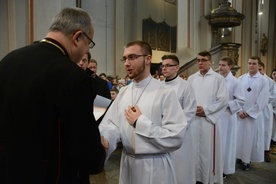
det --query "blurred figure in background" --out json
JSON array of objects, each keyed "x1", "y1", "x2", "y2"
[
  {"x1": 76, "y1": 52, "x2": 91, "y2": 70},
  {"x1": 258, "y1": 60, "x2": 275, "y2": 162},
  {"x1": 99, "y1": 73, "x2": 113, "y2": 90},
  {"x1": 271, "y1": 69, "x2": 276, "y2": 154},
  {"x1": 110, "y1": 87, "x2": 119, "y2": 101},
  {"x1": 88, "y1": 59, "x2": 111, "y2": 99}
]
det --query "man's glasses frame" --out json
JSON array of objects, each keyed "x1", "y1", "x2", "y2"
[
  {"x1": 82, "y1": 32, "x2": 96, "y2": 49},
  {"x1": 121, "y1": 54, "x2": 147, "y2": 63},
  {"x1": 160, "y1": 64, "x2": 178, "y2": 69},
  {"x1": 196, "y1": 58, "x2": 210, "y2": 62}
]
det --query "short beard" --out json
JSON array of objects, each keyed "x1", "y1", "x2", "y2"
[{"x1": 129, "y1": 59, "x2": 146, "y2": 80}]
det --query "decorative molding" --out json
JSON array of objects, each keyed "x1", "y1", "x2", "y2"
[
  {"x1": 170, "y1": 26, "x2": 177, "y2": 53},
  {"x1": 76, "y1": 0, "x2": 81, "y2": 8},
  {"x1": 164, "y1": 0, "x2": 177, "y2": 6},
  {"x1": 28, "y1": 0, "x2": 34, "y2": 44},
  {"x1": 157, "y1": 21, "x2": 170, "y2": 52},
  {"x1": 142, "y1": 17, "x2": 157, "y2": 50},
  {"x1": 142, "y1": 17, "x2": 176, "y2": 52},
  {"x1": 8, "y1": 0, "x2": 15, "y2": 50}
]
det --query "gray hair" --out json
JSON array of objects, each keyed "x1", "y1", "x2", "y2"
[{"x1": 49, "y1": 7, "x2": 92, "y2": 36}]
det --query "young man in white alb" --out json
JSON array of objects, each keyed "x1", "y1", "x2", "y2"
[
  {"x1": 236, "y1": 56, "x2": 269, "y2": 170},
  {"x1": 218, "y1": 56, "x2": 245, "y2": 178},
  {"x1": 99, "y1": 41, "x2": 187, "y2": 184},
  {"x1": 188, "y1": 51, "x2": 228, "y2": 184},
  {"x1": 161, "y1": 54, "x2": 197, "y2": 184}
]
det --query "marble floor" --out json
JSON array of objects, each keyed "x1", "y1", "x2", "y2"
[{"x1": 90, "y1": 146, "x2": 276, "y2": 184}]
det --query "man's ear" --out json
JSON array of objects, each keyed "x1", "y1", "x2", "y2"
[
  {"x1": 145, "y1": 55, "x2": 152, "y2": 64},
  {"x1": 72, "y1": 31, "x2": 82, "y2": 46},
  {"x1": 176, "y1": 65, "x2": 180, "y2": 72}
]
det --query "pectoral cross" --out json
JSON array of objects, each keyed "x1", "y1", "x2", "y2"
[{"x1": 131, "y1": 106, "x2": 136, "y2": 112}]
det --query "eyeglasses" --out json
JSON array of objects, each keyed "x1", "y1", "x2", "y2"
[
  {"x1": 82, "y1": 32, "x2": 96, "y2": 49},
  {"x1": 197, "y1": 59, "x2": 209, "y2": 62},
  {"x1": 121, "y1": 54, "x2": 147, "y2": 63},
  {"x1": 160, "y1": 64, "x2": 178, "y2": 69}
]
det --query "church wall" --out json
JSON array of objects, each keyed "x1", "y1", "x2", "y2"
[
  {"x1": 0, "y1": 0, "x2": 274, "y2": 78},
  {"x1": 114, "y1": 0, "x2": 178, "y2": 77},
  {"x1": 0, "y1": 0, "x2": 28, "y2": 58},
  {"x1": 0, "y1": 0, "x2": 9, "y2": 58},
  {"x1": 82, "y1": 0, "x2": 115, "y2": 77},
  {"x1": 34, "y1": 0, "x2": 75, "y2": 40},
  {"x1": 237, "y1": 0, "x2": 275, "y2": 77}
]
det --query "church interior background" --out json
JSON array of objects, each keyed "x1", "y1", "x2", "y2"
[{"x1": 0, "y1": 0, "x2": 275, "y2": 78}]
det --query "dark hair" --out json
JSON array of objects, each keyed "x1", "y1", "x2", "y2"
[
  {"x1": 198, "y1": 50, "x2": 211, "y2": 59},
  {"x1": 124, "y1": 40, "x2": 152, "y2": 56},
  {"x1": 250, "y1": 56, "x2": 263, "y2": 65},
  {"x1": 89, "y1": 58, "x2": 97, "y2": 65},
  {"x1": 99, "y1": 73, "x2": 107, "y2": 78},
  {"x1": 253, "y1": 56, "x2": 265, "y2": 68},
  {"x1": 161, "y1": 55, "x2": 179, "y2": 65},
  {"x1": 271, "y1": 68, "x2": 276, "y2": 79},
  {"x1": 220, "y1": 56, "x2": 233, "y2": 66},
  {"x1": 258, "y1": 61, "x2": 265, "y2": 68},
  {"x1": 110, "y1": 87, "x2": 119, "y2": 93}
]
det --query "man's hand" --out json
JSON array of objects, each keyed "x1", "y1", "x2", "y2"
[
  {"x1": 239, "y1": 111, "x2": 248, "y2": 119},
  {"x1": 196, "y1": 106, "x2": 206, "y2": 117},
  {"x1": 125, "y1": 105, "x2": 141, "y2": 126},
  {"x1": 101, "y1": 136, "x2": 109, "y2": 152}
]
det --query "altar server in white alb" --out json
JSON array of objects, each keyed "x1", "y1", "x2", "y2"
[
  {"x1": 258, "y1": 60, "x2": 276, "y2": 162},
  {"x1": 187, "y1": 51, "x2": 228, "y2": 184},
  {"x1": 161, "y1": 54, "x2": 197, "y2": 184},
  {"x1": 270, "y1": 69, "x2": 276, "y2": 154},
  {"x1": 236, "y1": 56, "x2": 269, "y2": 171},
  {"x1": 99, "y1": 41, "x2": 187, "y2": 184},
  {"x1": 218, "y1": 56, "x2": 245, "y2": 177}
]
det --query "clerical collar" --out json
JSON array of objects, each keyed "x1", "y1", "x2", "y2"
[
  {"x1": 165, "y1": 75, "x2": 178, "y2": 82},
  {"x1": 40, "y1": 38, "x2": 69, "y2": 56},
  {"x1": 247, "y1": 71, "x2": 260, "y2": 78},
  {"x1": 133, "y1": 75, "x2": 152, "y2": 88}
]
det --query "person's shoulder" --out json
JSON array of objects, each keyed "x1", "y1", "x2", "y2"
[
  {"x1": 216, "y1": 72, "x2": 225, "y2": 80},
  {"x1": 187, "y1": 73, "x2": 197, "y2": 81},
  {"x1": 211, "y1": 70, "x2": 222, "y2": 77},
  {"x1": 228, "y1": 75, "x2": 240, "y2": 87},
  {"x1": 229, "y1": 74, "x2": 239, "y2": 82},
  {"x1": 1, "y1": 44, "x2": 36, "y2": 62},
  {"x1": 238, "y1": 73, "x2": 246, "y2": 80},
  {"x1": 157, "y1": 81, "x2": 175, "y2": 93},
  {"x1": 188, "y1": 72, "x2": 198, "y2": 78},
  {"x1": 49, "y1": 57, "x2": 90, "y2": 85},
  {"x1": 264, "y1": 74, "x2": 274, "y2": 83},
  {"x1": 176, "y1": 76, "x2": 189, "y2": 84},
  {"x1": 95, "y1": 75, "x2": 106, "y2": 82}
]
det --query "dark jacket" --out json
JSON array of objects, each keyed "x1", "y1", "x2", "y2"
[
  {"x1": 0, "y1": 40, "x2": 105, "y2": 184},
  {"x1": 93, "y1": 75, "x2": 111, "y2": 100}
]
